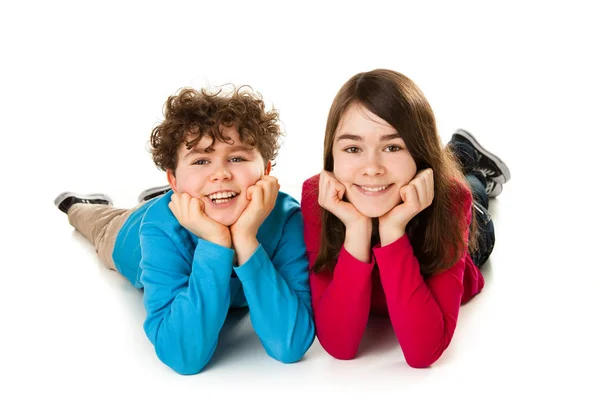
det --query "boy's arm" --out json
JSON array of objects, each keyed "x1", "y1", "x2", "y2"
[
  {"x1": 233, "y1": 207, "x2": 315, "y2": 363},
  {"x1": 139, "y1": 223, "x2": 233, "y2": 375}
]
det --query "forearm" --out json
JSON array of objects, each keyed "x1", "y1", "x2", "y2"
[
  {"x1": 374, "y1": 235, "x2": 463, "y2": 368},
  {"x1": 141, "y1": 238, "x2": 234, "y2": 374},
  {"x1": 236, "y1": 245, "x2": 315, "y2": 363},
  {"x1": 312, "y1": 246, "x2": 374, "y2": 359},
  {"x1": 343, "y1": 220, "x2": 372, "y2": 263},
  {"x1": 232, "y1": 234, "x2": 259, "y2": 266}
]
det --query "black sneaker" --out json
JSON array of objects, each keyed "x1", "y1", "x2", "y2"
[
  {"x1": 486, "y1": 180, "x2": 503, "y2": 198},
  {"x1": 54, "y1": 192, "x2": 113, "y2": 214},
  {"x1": 452, "y1": 129, "x2": 511, "y2": 184},
  {"x1": 137, "y1": 184, "x2": 171, "y2": 203}
]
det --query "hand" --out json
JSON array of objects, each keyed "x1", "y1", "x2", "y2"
[
  {"x1": 168, "y1": 192, "x2": 231, "y2": 248},
  {"x1": 319, "y1": 171, "x2": 372, "y2": 262},
  {"x1": 318, "y1": 171, "x2": 368, "y2": 229},
  {"x1": 230, "y1": 175, "x2": 280, "y2": 242},
  {"x1": 379, "y1": 168, "x2": 434, "y2": 246}
]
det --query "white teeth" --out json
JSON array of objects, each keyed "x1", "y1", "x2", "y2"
[
  {"x1": 360, "y1": 185, "x2": 390, "y2": 192},
  {"x1": 208, "y1": 191, "x2": 237, "y2": 200},
  {"x1": 213, "y1": 198, "x2": 233, "y2": 204}
]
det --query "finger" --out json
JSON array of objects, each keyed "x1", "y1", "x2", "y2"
[
  {"x1": 332, "y1": 179, "x2": 345, "y2": 201},
  {"x1": 189, "y1": 197, "x2": 203, "y2": 219},
  {"x1": 319, "y1": 171, "x2": 328, "y2": 198},
  {"x1": 414, "y1": 174, "x2": 428, "y2": 209},
  {"x1": 262, "y1": 175, "x2": 279, "y2": 186},
  {"x1": 169, "y1": 193, "x2": 180, "y2": 216},
  {"x1": 404, "y1": 184, "x2": 420, "y2": 213},
  {"x1": 426, "y1": 169, "x2": 434, "y2": 204},
  {"x1": 246, "y1": 185, "x2": 257, "y2": 201},
  {"x1": 318, "y1": 173, "x2": 330, "y2": 206},
  {"x1": 250, "y1": 185, "x2": 264, "y2": 209},
  {"x1": 180, "y1": 192, "x2": 191, "y2": 220},
  {"x1": 261, "y1": 180, "x2": 275, "y2": 207}
]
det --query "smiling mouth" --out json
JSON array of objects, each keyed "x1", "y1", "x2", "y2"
[
  {"x1": 357, "y1": 184, "x2": 391, "y2": 192},
  {"x1": 206, "y1": 191, "x2": 239, "y2": 204}
]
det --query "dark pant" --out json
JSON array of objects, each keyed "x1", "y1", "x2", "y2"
[{"x1": 448, "y1": 138, "x2": 495, "y2": 268}]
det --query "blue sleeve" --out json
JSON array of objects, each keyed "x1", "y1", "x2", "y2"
[
  {"x1": 139, "y1": 224, "x2": 234, "y2": 375},
  {"x1": 234, "y1": 208, "x2": 315, "y2": 363}
]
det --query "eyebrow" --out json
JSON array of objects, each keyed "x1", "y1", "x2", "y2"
[
  {"x1": 336, "y1": 132, "x2": 402, "y2": 142},
  {"x1": 183, "y1": 144, "x2": 255, "y2": 159}
]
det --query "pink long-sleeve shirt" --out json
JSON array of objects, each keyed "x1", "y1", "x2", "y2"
[{"x1": 300, "y1": 174, "x2": 484, "y2": 367}]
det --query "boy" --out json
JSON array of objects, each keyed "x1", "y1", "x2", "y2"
[{"x1": 54, "y1": 86, "x2": 315, "y2": 375}]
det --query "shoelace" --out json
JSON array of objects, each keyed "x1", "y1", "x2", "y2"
[
  {"x1": 477, "y1": 167, "x2": 498, "y2": 177},
  {"x1": 485, "y1": 180, "x2": 496, "y2": 194}
]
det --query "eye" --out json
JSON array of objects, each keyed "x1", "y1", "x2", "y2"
[
  {"x1": 343, "y1": 146, "x2": 361, "y2": 154},
  {"x1": 384, "y1": 145, "x2": 402, "y2": 152},
  {"x1": 229, "y1": 156, "x2": 246, "y2": 163},
  {"x1": 192, "y1": 159, "x2": 209, "y2": 165}
]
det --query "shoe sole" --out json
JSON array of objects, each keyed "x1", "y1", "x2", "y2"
[
  {"x1": 137, "y1": 185, "x2": 171, "y2": 203},
  {"x1": 54, "y1": 192, "x2": 114, "y2": 207},
  {"x1": 454, "y1": 129, "x2": 511, "y2": 184}
]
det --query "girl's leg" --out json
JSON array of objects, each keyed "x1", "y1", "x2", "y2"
[
  {"x1": 465, "y1": 172, "x2": 495, "y2": 268},
  {"x1": 447, "y1": 129, "x2": 509, "y2": 198},
  {"x1": 67, "y1": 204, "x2": 137, "y2": 271}
]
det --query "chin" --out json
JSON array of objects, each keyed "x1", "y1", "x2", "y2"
[
  {"x1": 354, "y1": 203, "x2": 394, "y2": 219},
  {"x1": 209, "y1": 213, "x2": 240, "y2": 227}
]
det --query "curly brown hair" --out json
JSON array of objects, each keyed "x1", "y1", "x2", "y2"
[{"x1": 149, "y1": 85, "x2": 282, "y2": 173}]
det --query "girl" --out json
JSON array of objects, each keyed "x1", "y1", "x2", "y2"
[{"x1": 300, "y1": 69, "x2": 510, "y2": 367}]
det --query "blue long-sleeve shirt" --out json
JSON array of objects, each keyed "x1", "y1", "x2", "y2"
[{"x1": 112, "y1": 190, "x2": 315, "y2": 374}]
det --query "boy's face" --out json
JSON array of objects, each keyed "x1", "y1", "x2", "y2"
[{"x1": 167, "y1": 125, "x2": 270, "y2": 226}]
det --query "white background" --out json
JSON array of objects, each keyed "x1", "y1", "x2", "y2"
[{"x1": 1, "y1": 0, "x2": 599, "y2": 398}]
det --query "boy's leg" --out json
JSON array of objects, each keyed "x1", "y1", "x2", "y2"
[
  {"x1": 67, "y1": 204, "x2": 137, "y2": 271},
  {"x1": 137, "y1": 184, "x2": 171, "y2": 203}
]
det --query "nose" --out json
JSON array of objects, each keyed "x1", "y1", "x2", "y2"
[
  {"x1": 362, "y1": 153, "x2": 385, "y2": 176},
  {"x1": 209, "y1": 163, "x2": 232, "y2": 182}
]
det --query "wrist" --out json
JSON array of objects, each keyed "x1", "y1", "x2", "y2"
[
  {"x1": 343, "y1": 219, "x2": 372, "y2": 263},
  {"x1": 232, "y1": 235, "x2": 259, "y2": 266},
  {"x1": 204, "y1": 231, "x2": 232, "y2": 248},
  {"x1": 379, "y1": 226, "x2": 405, "y2": 247}
]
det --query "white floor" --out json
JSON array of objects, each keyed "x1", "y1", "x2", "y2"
[{"x1": 2, "y1": 1, "x2": 599, "y2": 398}]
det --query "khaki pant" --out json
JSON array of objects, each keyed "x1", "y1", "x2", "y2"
[{"x1": 68, "y1": 203, "x2": 143, "y2": 271}]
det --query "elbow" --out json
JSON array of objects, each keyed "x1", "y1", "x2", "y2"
[
  {"x1": 404, "y1": 355, "x2": 435, "y2": 369},
  {"x1": 268, "y1": 327, "x2": 316, "y2": 364},
  {"x1": 169, "y1": 359, "x2": 209, "y2": 376},
  {"x1": 155, "y1": 345, "x2": 213, "y2": 375},
  {"x1": 402, "y1": 344, "x2": 445, "y2": 369},
  {"x1": 319, "y1": 337, "x2": 358, "y2": 360},
  {"x1": 269, "y1": 338, "x2": 315, "y2": 364},
  {"x1": 267, "y1": 345, "x2": 305, "y2": 364}
]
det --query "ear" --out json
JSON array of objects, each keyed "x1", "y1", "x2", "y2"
[
  {"x1": 167, "y1": 169, "x2": 178, "y2": 192},
  {"x1": 264, "y1": 161, "x2": 272, "y2": 176}
]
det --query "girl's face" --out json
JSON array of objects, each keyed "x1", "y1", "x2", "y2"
[{"x1": 332, "y1": 103, "x2": 417, "y2": 218}]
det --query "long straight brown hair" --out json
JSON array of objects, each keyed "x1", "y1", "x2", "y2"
[{"x1": 313, "y1": 69, "x2": 479, "y2": 277}]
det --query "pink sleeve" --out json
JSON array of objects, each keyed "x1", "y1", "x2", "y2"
[
  {"x1": 373, "y1": 192, "x2": 473, "y2": 368},
  {"x1": 301, "y1": 176, "x2": 374, "y2": 359}
]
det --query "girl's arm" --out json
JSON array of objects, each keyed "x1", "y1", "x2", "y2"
[
  {"x1": 374, "y1": 197, "x2": 473, "y2": 368},
  {"x1": 302, "y1": 177, "x2": 374, "y2": 360}
]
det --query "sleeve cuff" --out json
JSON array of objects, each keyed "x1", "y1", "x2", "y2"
[
  {"x1": 334, "y1": 245, "x2": 375, "y2": 278},
  {"x1": 233, "y1": 244, "x2": 269, "y2": 282},
  {"x1": 372, "y1": 234, "x2": 413, "y2": 266},
  {"x1": 194, "y1": 238, "x2": 236, "y2": 280}
]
